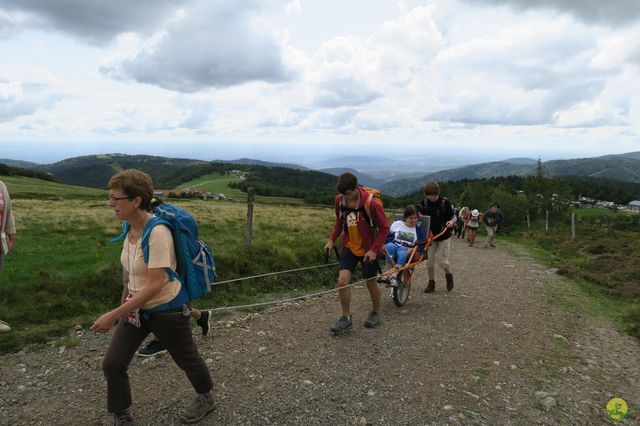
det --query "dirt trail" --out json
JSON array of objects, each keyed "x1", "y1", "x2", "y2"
[{"x1": 1, "y1": 238, "x2": 639, "y2": 425}]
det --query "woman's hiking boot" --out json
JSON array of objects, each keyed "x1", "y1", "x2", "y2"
[
  {"x1": 137, "y1": 339, "x2": 166, "y2": 357},
  {"x1": 330, "y1": 316, "x2": 352, "y2": 334},
  {"x1": 389, "y1": 276, "x2": 398, "y2": 287},
  {"x1": 446, "y1": 273, "x2": 454, "y2": 291},
  {"x1": 112, "y1": 408, "x2": 133, "y2": 425},
  {"x1": 364, "y1": 311, "x2": 380, "y2": 328},
  {"x1": 424, "y1": 280, "x2": 436, "y2": 293},
  {"x1": 196, "y1": 310, "x2": 210, "y2": 336},
  {"x1": 179, "y1": 391, "x2": 215, "y2": 424}
]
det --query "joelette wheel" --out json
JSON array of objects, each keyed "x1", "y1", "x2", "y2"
[{"x1": 392, "y1": 270, "x2": 411, "y2": 306}]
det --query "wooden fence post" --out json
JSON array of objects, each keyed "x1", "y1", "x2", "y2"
[
  {"x1": 526, "y1": 212, "x2": 530, "y2": 229},
  {"x1": 571, "y1": 211, "x2": 576, "y2": 240},
  {"x1": 545, "y1": 210, "x2": 549, "y2": 232},
  {"x1": 246, "y1": 187, "x2": 255, "y2": 247}
]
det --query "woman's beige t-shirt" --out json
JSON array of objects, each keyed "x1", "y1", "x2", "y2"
[{"x1": 120, "y1": 224, "x2": 181, "y2": 310}]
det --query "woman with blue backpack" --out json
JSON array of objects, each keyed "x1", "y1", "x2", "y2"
[{"x1": 91, "y1": 169, "x2": 215, "y2": 425}]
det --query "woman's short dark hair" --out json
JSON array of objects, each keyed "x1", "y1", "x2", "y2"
[
  {"x1": 108, "y1": 169, "x2": 154, "y2": 211},
  {"x1": 403, "y1": 205, "x2": 418, "y2": 219},
  {"x1": 336, "y1": 173, "x2": 358, "y2": 195},
  {"x1": 423, "y1": 181, "x2": 440, "y2": 196}
]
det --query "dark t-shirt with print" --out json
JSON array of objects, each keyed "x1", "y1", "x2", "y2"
[{"x1": 418, "y1": 196, "x2": 454, "y2": 241}]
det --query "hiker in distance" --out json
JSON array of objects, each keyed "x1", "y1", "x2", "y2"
[
  {"x1": 91, "y1": 170, "x2": 214, "y2": 425},
  {"x1": 0, "y1": 180, "x2": 16, "y2": 333},
  {"x1": 483, "y1": 202, "x2": 503, "y2": 248},
  {"x1": 465, "y1": 209, "x2": 481, "y2": 246},
  {"x1": 324, "y1": 173, "x2": 390, "y2": 334},
  {"x1": 417, "y1": 181, "x2": 456, "y2": 293}
]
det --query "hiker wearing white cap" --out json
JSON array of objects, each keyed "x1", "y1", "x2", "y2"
[{"x1": 465, "y1": 209, "x2": 481, "y2": 246}]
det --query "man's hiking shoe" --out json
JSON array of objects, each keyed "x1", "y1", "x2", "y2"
[
  {"x1": 446, "y1": 273, "x2": 454, "y2": 291},
  {"x1": 424, "y1": 280, "x2": 435, "y2": 293},
  {"x1": 330, "y1": 316, "x2": 352, "y2": 334},
  {"x1": 112, "y1": 408, "x2": 133, "y2": 426},
  {"x1": 364, "y1": 311, "x2": 380, "y2": 328},
  {"x1": 179, "y1": 391, "x2": 215, "y2": 424},
  {"x1": 196, "y1": 310, "x2": 210, "y2": 336},
  {"x1": 137, "y1": 339, "x2": 167, "y2": 357}
]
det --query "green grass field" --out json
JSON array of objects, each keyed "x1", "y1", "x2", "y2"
[
  {"x1": 2, "y1": 175, "x2": 106, "y2": 199},
  {"x1": 178, "y1": 172, "x2": 303, "y2": 204},
  {"x1": 575, "y1": 207, "x2": 620, "y2": 219}
]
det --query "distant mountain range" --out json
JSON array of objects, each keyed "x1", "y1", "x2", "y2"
[
  {"x1": 380, "y1": 152, "x2": 640, "y2": 196},
  {"x1": 2, "y1": 151, "x2": 640, "y2": 198},
  {"x1": 319, "y1": 167, "x2": 386, "y2": 188},
  {"x1": 218, "y1": 158, "x2": 309, "y2": 170},
  {"x1": 0, "y1": 159, "x2": 41, "y2": 168}
]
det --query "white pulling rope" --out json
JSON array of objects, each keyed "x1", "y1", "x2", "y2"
[
  {"x1": 213, "y1": 262, "x2": 339, "y2": 286},
  {"x1": 206, "y1": 275, "x2": 374, "y2": 313}
]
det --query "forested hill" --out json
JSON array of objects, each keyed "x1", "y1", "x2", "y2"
[
  {"x1": 382, "y1": 153, "x2": 640, "y2": 196},
  {"x1": 33, "y1": 154, "x2": 320, "y2": 191},
  {"x1": 0, "y1": 162, "x2": 55, "y2": 182},
  {"x1": 27, "y1": 154, "x2": 340, "y2": 203},
  {"x1": 229, "y1": 166, "x2": 337, "y2": 204},
  {"x1": 37, "y1": 154, "x2": 207, "y2": 189}
]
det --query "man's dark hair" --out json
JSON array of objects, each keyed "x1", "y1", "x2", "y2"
[
  {"x1": 423, "y1": 181, "x2": 440, "y2": 196},
  {"x1": 491, "y1": 202, "x2": 500, "y2": 208},
  {"x1": 336, "y1": 173, "x2": 358, "y2": 195}
]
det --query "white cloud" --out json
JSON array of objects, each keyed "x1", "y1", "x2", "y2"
[
  {"x1": 0, "y1": 77, "x2": 63, "y2": 122},
  {"x1": 0, "y1": 0, "x2": 193, "y2": 43},
  {"x1": 419, "y1": 12, "x2": 618, "y2": 126},
  {"x1": 313, "y1": 77, "x2": 381, "y2": 108},
  {"x1": 462, "y1": 0, "x2": 640, "y2": 26},
  {"x1": 0, "y1": 9, "x2": 32, "y2": 38},
  {"x1": 100, "y1": 1, "x2": 294, "y2": 92},
  {"x1": 285, "y1": 0, "x2": 301, "y2": 16}
]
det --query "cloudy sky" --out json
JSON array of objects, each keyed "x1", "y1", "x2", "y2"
[{"x1": 1, "y1": 0, "x2": 640, "y2": 164}]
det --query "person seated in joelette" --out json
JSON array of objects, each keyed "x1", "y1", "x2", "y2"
[{"x1": 383, "y1": 205, "x2": 427, "y2": 286}]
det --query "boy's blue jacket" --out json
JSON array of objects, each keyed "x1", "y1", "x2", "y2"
[{"x1": 385, "y1": 221, "x2": 428, "y2": 254}]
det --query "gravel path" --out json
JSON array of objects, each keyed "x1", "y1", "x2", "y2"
[{"x1": 1, "y1": 238, "x2": 639, "y2": 425}]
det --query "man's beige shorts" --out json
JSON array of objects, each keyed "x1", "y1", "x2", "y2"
[{"x1": 426, "y1": 238, "x2": 451, "y2": 270}]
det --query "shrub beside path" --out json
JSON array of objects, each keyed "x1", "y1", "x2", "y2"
[{"x1": 1, "y1": 238, "x2": 639, "y2": 424}]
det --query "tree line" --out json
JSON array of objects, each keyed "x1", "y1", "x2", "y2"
[{"x1": 0, "y1": 162, "x2": 55, "y2": 182}]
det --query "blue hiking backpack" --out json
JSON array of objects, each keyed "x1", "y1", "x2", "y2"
[{"x1": 113, "y1": 203, "x2": 216, "y2": 305}]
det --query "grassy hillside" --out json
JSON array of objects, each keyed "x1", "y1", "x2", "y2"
[
  {"x1": 178, "y1": 172, "x2": 303, "y2": 204},
  {"x1": 1, "y1": 175, "x2": 106, "y2": 199}
]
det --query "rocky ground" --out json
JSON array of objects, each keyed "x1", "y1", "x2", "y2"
[{"x1": 1, "y1": 237, "x2": 639, "y2": 425}]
